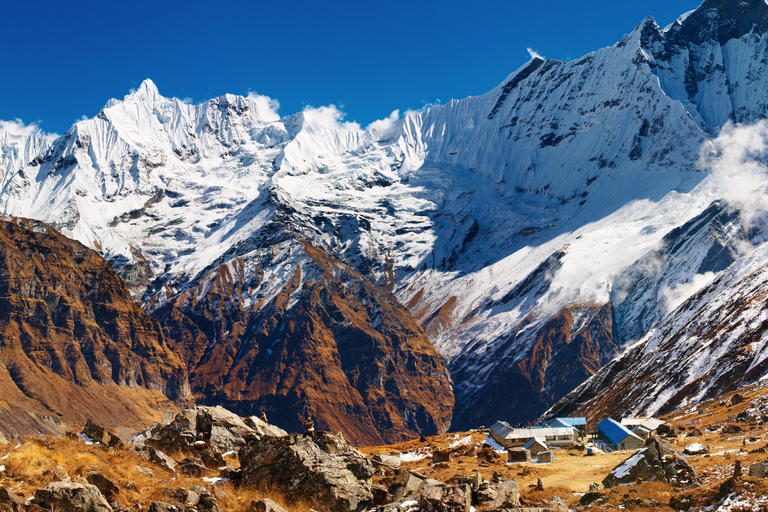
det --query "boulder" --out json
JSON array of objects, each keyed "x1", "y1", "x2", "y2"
[
  {"x1": 201, "y1": 450, "x2": 226, "y2": 469},
  {"x1": 161, "y1": 488, "x2": 199, "y2": 507},
  {"x1": 732, "y1": 393, "x2": 745, "y2": 406},
  {"x1": 86, "y1": 471, "x2": 119, "y2": 502},
  {"x1": 196, "y1": 489, "x2": 220, "y2": 512},
  {"x1": 432, "y1": 451, "x2": 452, "y2": 464},
  {"x1": 603, "y1": 435, "x2": 701, "y2": 489},
  {"x1": 244, "y1": 416, "x2": 288, "y2": 438},
  {"x1": 656, "y1": 424, "x2": 673, "y2": 436},
  {"x1": 475, "y1": 480, "x2": 520, "y2": 509},
  {"x1": 749, "y1": 460, "x2": 768, "y2": 478},
  {"x1": 249, "y1": 499, "x2": 290, "y2": 512},
  {"x1": 179, "y1": 457, "x2": 207, "y2": 477},
  {"x1": 82, "y1": 420, "x2": 124, "y2": 450},
  {"x1": 688, "y1": 428, "x2": 703, "y2": 437},
  {"x1": 0, "y1": 488, "x2": 25, "y2": 512},
  {"x1": 417, "y1": 479, "x2": 471, "y2": 512},
  {"x1": 219, "y1": 466, "x2": 242, "y2": 482},
  {"x1": 35, "y1": 482, "x2": 112, "y2": 512},
  {"x1": 372, "y1": 454, "x2": 401, "y2": 469},
  {"x1": 389, "y1": 470, "x2": 425, "y2": 501},
  {"x1": 579, "y1": 492, "x2": 605, "y2": 506},
  {"x1": 146, "y1": 447, "x2": 177, "y2": 472},
  {"x1": 508, "y1": 448, "x2": 531, "y2": 462},
  {"x1": 239, "y1": 430, "x2": 374, "y2": 512},
  {"x1": 683, "y1": 443, "x2": 709, "y2": 456},
  {"x1": 476, "y1": 446, "x2": 501, "y2": 463},
  {"x1": 133, "y1": 406, "x2": 285, "y2": 455},
  {"x1": 148, "y1": 503, "x2": 183, "y2": 512},
  {"x1": 133, "y1": 466, "x2": 155, "y2": 479},
  {"x1": 725, "y1": 425, "x2": 743, "y2": 434}
]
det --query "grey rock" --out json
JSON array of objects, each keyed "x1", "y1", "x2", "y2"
[
  {"x1": 133, "y1": 406, "x2": 285, "y2": 455},
  {"x1": 749, "y1": 460, "x2": 768, "y2": 478},
  {"x1": 476, "y1": 480, "x2": 520, "y2": 509},
  {"x1": 603, "y1": 435, "x2": 701, "y2": 489},
  {"x1": 243, "y1": 416, "x2": 288, "y2": 438},
  {"x1": 249, "y1": 498, "x2": 290, "y2": 512},
  {"x1": 240, "y1": 430, "x2": 374, "y2": 512},
  {"x1": 0, "y1": 488, "x2": 25, "y2": 512},
  {"x1": 148, "y1": 502, "x2": 182, "y2": 512},
  {"x1": 179, "y1": 457, "x2": 207, "y2": 477},
  {"x1": 161, "y1": 488, "x2": 199, "y2": 507},
  {"x1": 86, "y1": 471, "x2": 119, "y2": 502},
  {"x1": 146, "y1": 447, "x2": 177, "y2": 472},
  {"x1": 372, "y1": 454, "x2": 401, "y2": 469},
  {"x1": 82, "y1": 420, "x2": 124, "y2": 450},
  {"x1": 432, "y1": 450, "x2": 451, "y2": 464},
  {"x1": 417, "y1": 479, "x2": 471, "y2": 512},
  {"x1": 683, "y1": 444, "x2": 709, "y2": 455},
  {"x1": 35, "y1": 482, "x2": 112, "y2": 512},
  {"x1": 133, "y1": 466, "x2": 155, "y2": 479},
  {"x1": 197, "y1": 489, "x2": 220, "y2": 512}
]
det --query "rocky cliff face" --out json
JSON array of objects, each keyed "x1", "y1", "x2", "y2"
[
  {"x1": 154, "y1": 239, "x2": 454, "y2": 446},
  {"x1": 0, "y1": 217, "x2": 189, "y2": 438}
]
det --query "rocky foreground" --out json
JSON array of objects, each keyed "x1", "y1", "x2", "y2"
[{"x1": 7, "y1": 390, "x2": 768, "y2": 511}]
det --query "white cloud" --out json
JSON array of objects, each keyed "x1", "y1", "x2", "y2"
[
  {"x1": 661, "y1": 272, "x2": 717, "y2": 314},
  {"x1": 366, "y1": 109, "x2": 400, "y2": 134},
  {"x1": 0, "y1": 118, "x2": 58, "y2": 142},
  {"x1": 527, "y1": 48, "x2": 544, "y2": 60},
  {"x1": 246, "y1": 92, "x2": 281, "y2": 123},
  {"x1": 302, "y1": 104, "x2": 361, "y2": 132},
  {"x1": 404, "y1": 100, "x2": 442, "y2": 118},
  {"x1": 701, "y1": 120, "x2": 768, "y2": 228}
]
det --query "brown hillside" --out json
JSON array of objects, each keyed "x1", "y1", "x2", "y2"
[
  {"x1": 155, "y1": 240, "x2": 454, "y2": 446},
  {"x1": 0, "y1": 217, "x2": 189, "y2": 438}
]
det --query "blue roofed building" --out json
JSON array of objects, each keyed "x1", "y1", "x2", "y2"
[
  {"x1": 597, "y1": 418, "x2": 644, "y2": 451},
  {"x1": 542, "y1": 417, "x2": 587, "y2": 430}
]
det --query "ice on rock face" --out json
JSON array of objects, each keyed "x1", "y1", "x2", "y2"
[{"x1": 6, "y1": 0, "x2": 768, "y2": 425}]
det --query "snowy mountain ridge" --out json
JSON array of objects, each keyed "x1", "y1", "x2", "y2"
[{"x1": 6, "y1": 0, "x2": 768, "y2": 428}]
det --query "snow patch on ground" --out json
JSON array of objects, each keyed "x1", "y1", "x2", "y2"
[{"x1": 611, "y1": 449, "x2": 646, "y2": 479}]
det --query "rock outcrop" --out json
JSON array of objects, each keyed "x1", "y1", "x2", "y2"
[
  {"x1": 603, "y1": 436, "x2": 701, "y2": 488},
  {"x1": 132, "y1": 405, "x2": 286, "y2": 454},
  {"x1": 0, "y1": 218, "x2": 189, "y2": 439},
  {"x1": 239, "y1": 430, "x2": 374, "y2": 512},
  {"x1": 34, "y1": 482, "x2": 112, "y2": 512}
]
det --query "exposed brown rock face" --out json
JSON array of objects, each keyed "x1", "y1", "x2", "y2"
[
  {"x1": 155, "y1": 240, "x2": 454, "y2": 446},
  {"x1": 450, "y1": 304, "x2": 617, "y2": 430},
  {"x1": 0, "y1": 217, "x2": 189, "y2": 438}
]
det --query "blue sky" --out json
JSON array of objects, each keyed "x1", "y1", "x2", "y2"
[{"x1": 2, "y1": 0, "x2": 702, "y2": 135}]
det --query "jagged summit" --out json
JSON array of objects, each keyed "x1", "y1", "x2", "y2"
[
  {"x1": 126, "y1": 78, "x2": 161, "y2": 103},
  {"x1": 669, "y1": 0, "x2": 768, "y2": 45}
]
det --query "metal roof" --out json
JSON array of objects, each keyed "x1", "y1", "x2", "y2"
[
  {"x1": 524, "y1": 437, "x2": 548, "y2": 449},
  {"x1": 544, "y1": 417, "x2": 587, "y2": 427},
  {"x1": 490, "y1": 421, "x2": 514, "y2": 438},
  {"x1": 505, "y1": 426, "x2": 575, "y2": 440},
  {"x1": 622, "y1": 418, "x2": 665, "y2": 431},
  {"x1": 597, "y1": 418, "x2": 643, "y2": 445}
]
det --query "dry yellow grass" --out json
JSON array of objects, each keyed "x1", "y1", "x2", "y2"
[{"x1": 0, "y1": 436, "x2": 319, "y2": 511}]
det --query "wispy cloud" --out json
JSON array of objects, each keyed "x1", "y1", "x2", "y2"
[
  {"x1": 701, "y1": 120, "x2": 768, "y2": 228},
  {"x1": 527, "y1": 47, "x2": 544, "y2": 60},
  {"x1": 246, "y1": 91, "x2": 281, "y2": 123},
  {"x1": 0, "y1": 118, "x2": 58, "y2": 142}
]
